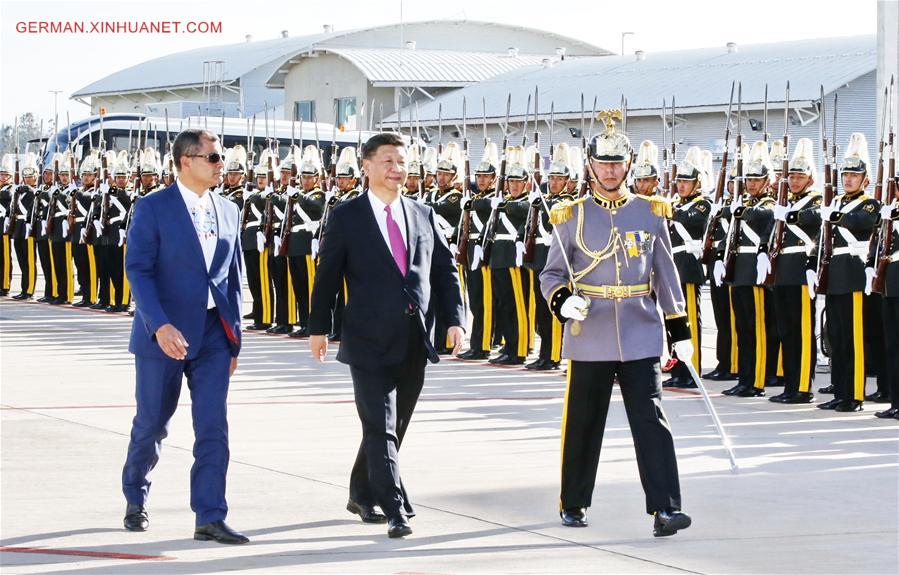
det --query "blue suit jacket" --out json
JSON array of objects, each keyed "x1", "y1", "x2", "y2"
[
  {"x1": 308, "y1": 192, "x2": 464, "y2": 368},
  {"x1": 126, "y1": 183, "x2": 243, "y2": 359}
]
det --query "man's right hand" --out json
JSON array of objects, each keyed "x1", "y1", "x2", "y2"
[
  {"x1": 310, "y1": 335, "x2": 328, "y2": 362},
  {"x1": 560, "y1": 295, "x2": 588, "y2": 321},
  {"x1": 156, "y1": 323, "x2": 189, "y2": 360}
]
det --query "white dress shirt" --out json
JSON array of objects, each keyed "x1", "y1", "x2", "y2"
[
  {"x1": 367, "y1": 191, "x2": 408, "y2": 250},
  {"x1": 177, "y1": 179, "x2": 218, "y2": 309}
]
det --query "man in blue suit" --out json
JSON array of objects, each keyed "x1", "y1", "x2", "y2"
[
  {"x1": 122, "y1": 129, "x2": 248, "y2": 544},
  {"x1": 309, "y1": 133, "x2": 465, "y2": 538}
]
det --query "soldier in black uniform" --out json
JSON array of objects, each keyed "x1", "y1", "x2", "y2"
[
  {"x1": 100, "y1": 152, "x2": 133, "y2": 312},
  {"x1": 632, "y1": 140, "x2": 662, "y2": 197},
  {"x1": 10, "y1": 153, "x2": 38, "y2": 299},
  {"x1": 123, "y1": 149, "x2": 164, "y2": 314},
  {"x1": 243, "y1": 151, "x2": 275, "y2": 331},
  {"x1": 817, "y1": 133, "x2": 881, "y2": 412},
  {"x1": 265, "y1": 152, "x2": 293, "y2": 335},
  {"x1": 874, "y1": 190, "x2": 899, "y2": 419},
  {"x1": 0, "y1": 155, "x2": 13, "y2": 296},
  {"x1": 666, "y1": 147, "x2": 712, "y2": 388},
  {"x1": 71, "y1": 153, "x2": 99, "y2": 307},
  {"x1": 326, "y1": 146, "x2": 363, "y2": 342},
  {"x1": 222, "y1": 146, "x2": 247, "y2": 212},
  {"x1": 718, "y1": 141, "x2": 778, "y2": 397},
  {"x1": 32, "y1": 165, "x2": 57, "y2": 302},
  {"x1": 47, "y1": 153, "x2": 75, "y2": 304},
  {"x1": 768, "y1": 138, "x2": 821, "y2": 403}
]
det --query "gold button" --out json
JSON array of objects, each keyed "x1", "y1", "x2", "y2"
[{"x1": 611, "y1": 210, "x2": 617, "y2": 215}]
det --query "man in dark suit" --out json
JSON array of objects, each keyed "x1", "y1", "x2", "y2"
[
  {"x1": 122, "y1": 129, "x2": 248, "y2": 544},
  {"x1": 309, "y1": 132, "x2": 465, "y2": 538}
]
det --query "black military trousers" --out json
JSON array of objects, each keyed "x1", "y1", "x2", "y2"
[
  {"x1": 95, "y1": 242, "x2": 111, "y2": 306},
  {"x1": 268, "y1": 252, "x2": 291, "y2": 326},
  {"x1": 348, "y1": 317, "x2": 427, "y2": 518},
  {"x1": 243, "y1": 247, "x2": 272, "y2": 326},
  {"x1": 287, "y1": 254, "x2": 314, "y2": 327},
  {"x1": 773, "y1": 285, "x2": 816, "y2": 395},
  {"x1": 882, "y1": 296, "x2": 899, "y2": 409},
  {"x1": 36, "y1": 238, "x2": 54, "y2": 298},
  {"x1": 560, "y1": 358, "x2": 681, "y2": 515},
  {"x1": 12, "y1": 236, "x2": 35, "y2": 295},
  {"x1": 465, "y1": 265, "x2": 494, "y2": 353},
  {"x1": 731, "y1": 286, "x2": 778, "y2": 389},
  {"x1": 671, "y1": 282, "x2": 702, "y2": 382},
  {"x1": 532, "y1": 271, "x2": 562, "y2": 362},
  {"x1": 72, "y1": 237, "x2": 96, "y2": 303},
  {"x1": 825, "y1": 292, "x2": 866, "y2": 402},
  {"x1": 50, "y1": 239, "x2": 73, "y2": 303},
  {"x1": 1, "y1": 233, "x2": 12, "y2": 292},
  {"x1": 492, "y1": 266, "x2": 531, "y2": 358},
  {"x1": 709, "y1": 281, "x2": 737, "y2": 374},
  {"x1": 863, "y1": 294, "x2": 887, "y2": 394}
]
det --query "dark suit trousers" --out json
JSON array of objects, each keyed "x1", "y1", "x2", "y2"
[
  {"x1": 122, "y1": 309, "x2": 232, "y2": 526},
  {"x1": 348, "y1": 317, "x2": 427, "y2": 518}
]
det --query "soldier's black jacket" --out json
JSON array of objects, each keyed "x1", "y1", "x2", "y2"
[
  {"x1": 729, "y1": 193, "x2": 775, "y2": 287},
  {"x1": 223, "y1": 184, "x2": 245, "y2": 211},
  {"x1": 71, "y1": 184, "x2": 95, "y2": 240},
  {"x1": 873, "y1": 204, "x2": 899, "y2": 297},
  {"x1": 670, "y1": 192, "x2": 711, "y2": 285},
  {"x1": 284, "y1": 186, "x2": 325, "y2": 257},
  {"x1": 0, "y1": 182, "x2": 12, "y2": 228},
  {"x1": 97, "y1": 186, "x2": 132, "y2": 247},
  {"x1": 29, "y1": 184, "x2": 54, "y2": 241},
  {"x1": 48, "y1": 185, "x2": 73, "y2": 242},
  {"x1": 266, "y1": 188, "x2": 288, "y2": 254},
  {"x1": 10, "y1": 185, "x2": 35, "y2": 240},
  {"x1": 124, "y1": 185, "x2": 162, "y2": 233},
  {"x1": 825, "y1": 190, "x2": 881, "y2": 295},
  {"x1": 462, "y1": 189, "x2": 494, "y2": 264},
  {"x1": 486, "y1": 193, "x2": 529, "y2": 269},
  {"x1": 522, "y1": 192, "x2": 574, "y2": 271},
  {"x1": 427, "y1": 187, "x2": 463, "y2": 246},
  {"x1": 240, "y1": 188, "x2": 267, "y2": 252},
  {"x1": 773, "y1": 189, "x2": 822, "y2": 286}
]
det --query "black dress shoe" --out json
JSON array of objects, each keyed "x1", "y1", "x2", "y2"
[
  {"x1": 488, "y1": 353, "x2": 509, "y2": 364},
  {"x1": 489, "y1": 354, "x2": 525, "y2": 366},
  {"x1": 242, "y1": 312, "x2": 254, "y2": 320},
  {"x1": 662, "y1": 376, "x2": 683, "y2": 388},
  {"x1": 702, "y1": 368, "x2": 726, "y2": 380},
  {"x1": 835, "y1": 400, "x2": 863, "y2": 412},
  {"x1": 653, "y1": 510, "x2": 692, "y2": 537},
  {"x1": 458, "y1": 349, "x2": 489, "y2": 360},
  {"x1": 37, "y1": 296, "x2": 51, "y2": 303},
  {"x1": 0, "y1": 289, "x2": 9, "y2": 297},
  {"x1": 244, "y1": 323, "x2": 271, "y2": 331},
  {"x1": 818, "y1": 384, "x2": 835, "y2": 394},
  {"x1": 387, "y1": 516, "x2": 413, "y2": 538},
  {"x1": 537, "y1": 360, "x2": 560, "y2": 371},
  {"x1": 768, "y1": 392, "x2": 790, "y2": 403},
  {"x1": 722, "y1": 384, "x2": 746, "y2": 396},
  {"x1": 288, "y1": 327, "x2": 309, "y2": 339},
  {"x1": 874, "y1": 407, "x2": 899, "y2": 419},
  {"x1": 817, "y1": 398, "x2": 842, "y2": 410},
  {"x1": 737, "y1": 386, "x2": 765, "y2": 397},
  {"x1": 90, "y1": 302, "x2": 106, "y2": 310},
  {"x1": 674, "y1": 378, "x2": 698, "y2": 389},
  {"x1": 347, "y1": 499, "x2": 388, "y2": 524},
  {"x1": 560, "y1": 508, "x2": 588, "y2": 527},
  {"x1": 782, "y1": 392, "x2": 815, "y2": 404},
  {"x1": 123, "y1": 504, "x2": 148, "y2": 532},
  {"x1": 72, "y1": 299, "x2": 92, "y2": 308},
  {"x1": 194, "y1": 520, "x2": 249, "y2": 544},
  {"x1": 266, "y1": 324, "x2": 293, "y2": 335},
  {"x1": 865, "y1": 391, "x2": 891, "y2": 403},
  {"x1": 434, "y1": 347, "x2": 453, "y2": 355},
  {"x1": 525, "y1": 358, "x2": 546, "y2": 370}
]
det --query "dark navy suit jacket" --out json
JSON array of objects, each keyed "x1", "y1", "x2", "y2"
[
  {"x1": 309, "y1": 191, "x2": 464, "y2": 368},
  {"x1": 126, "y1": 183, "x2": 243, "y2": 359}
]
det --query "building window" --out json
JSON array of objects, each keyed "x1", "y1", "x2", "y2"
[
  {"x1": 335, "y1": 97, "x2": 357, "y2": 130},
  {"x1": 294, "y1": 100, "x2": 315, "y2": 122}
]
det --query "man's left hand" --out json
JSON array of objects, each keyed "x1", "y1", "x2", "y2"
[
  {"x1": 229, "y1": 357, "x2": 238, "y2": 376},
  {"x1": 448, "y1": 326, "x2": 465, "y2": 356}
]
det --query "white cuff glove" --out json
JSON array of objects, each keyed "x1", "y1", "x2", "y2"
[
  {"x1": 256, "y1": 231, "x2": 266, "y2": 252},
  {"x1": 709, "y1": 200, "x2": 723, "y2": 218},
  {"x1": 806, "y1": 269, "x2": 818, "y2": 300},
  {"x1": 713, "y1": 260, "x2": 726, "y2": 287},
  {"x1": 560, "y1": 295, "x2": 588, "y2": 321},
  {"x1": 470, "y1": 244, "x2": 484, "y2": 271},
  {"x1": 527, "y1": 189, "x2": 542, "y2": 203},
  {"x1": 99, "y1": 182, "x2": 110, "y2": 194},
  {"x1": 864, "y1": 267, "x2": 875, "y2": 295},
  {"x1": 673, "y1": 339, "x2": 695, "y2": 363},
  {"x1": 880, "y1": 204, "x2": 894, "y2": 220},
  {"x1": 2, "y1": 217, "x2": 8, "y2": 232},
  {"x1": 273, "y1": 235, "x2": 281, "y2": 254},
  {"x1": 773, "y1": 204, "x2": 790, "y2": 222},
  {"x1": 61, "y1": 220, "x2": 69, "y2": 238},
  {"x1": 311, "y1": 238, "x2": 320, "y2": 259},
  {"x1": 515, "y1": 241, "x2": 525, "y2": 267},
  {"x1": 79, "y1": 228, "x2": 87, "y2": 244},
  {"x1": 821, "y1": 203, "x2": 837, "y2": 221},
  {"x1": 490, "y1": 197, "x2": 502, "y2": 209},
  {"x1": 118, "y1": 229, "x2": 126, "y2": 247},
  {"x1": 25, "y1": 223, "x2": 32, "y2": 237},
  {"x1": 450, "y1": 243, "x2": 458, "y2": 256},
  {"x1": 93, "y1": 220, "x2": 103, "y2": 237},
  {"x1": 40, "y1": 220, "x2": 47, "y2": 236},
  {"x1": 756, "y1": 252, "x2": 771, "y2": 284},
  {"x1": 325, "y1": 190, "x2": 336, "y2": 202},
  {"x1": 287, "y1": 185, "x2": 300, "y2": 197}
]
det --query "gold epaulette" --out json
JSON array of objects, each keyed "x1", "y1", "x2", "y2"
[
  {"x1": 634, "y1": 194, "x2": 673, "y2": 219},
  {"x1": 549, "y1": 197, "x2": 588, "y2": 224}
]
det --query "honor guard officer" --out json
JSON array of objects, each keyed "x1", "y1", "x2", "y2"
[
  {"x1": 122, "y1": 149, "x2": 163, "y2": 314},
  {"x1": 665, "y1": 147, "x2": 712, "y2": 388},
  {"x1": 32, "y1": 161, "x2": 57, "y2": 302},
  {"x1": 222, "y1": 146, "x2": 247, "y2": 211},
  {"x1": 0, "y1": 154, "x2": 14, "y2": 295},
  {"x1": 769, "y1": 139, "x2": 787, "y2": 195},
  {"x1": 428, "y1": 143, "x2": 465, "y2": 353},
  {"x1": 565, "y1": 148, "x2": 583, "y2": 196},
  {"x1": 10, "y1": 153, "x2": 38, "y2": 299},
  {"x1": 85, "y1": 150, "x2": 115, "y2": 309},
  {"x1": 632, "y1": 140, "x2": 662, "y2": 197},
  {"x1": 768, "y1": 138, "x2": 821, "y2": 403},
  {"x1": 523, "y1": 143, "x2": 576, "y2": 370},
  {"x1": 161, "y1": 153, "x2": 175, "y2": 187},
  {"x1": 540, "y1": 110, "x2": 692, "y2": 537},
  {"x1": 326, "y1": 146, "x2": 364, "y2": 342},
  {"x1": 47, "y1": 151, "x2": 76, "y2": 305},
  {"x1": 402, "y1": 144, "x2": 424, "y2": 199},
  {"x1": 458, "y1": 141, "x2": 500, "y2": 360},
  {"x1": 423, "y1": 146, "x2": 438, "y2": 192},
  {"x1": 242, "y1": 149, "x2": 275, "y2": 331},
  {"x1": 72, "y1": 152, "x2": 100, "y2": 307},
  {"x1": 98, "y1": 151, "x2": 133, "y2": 313},
  {"x1": 874, "y1": 188, "x2": 899, "y2": 419},
  {"x1": 817, "y1": 133, "x2": 881, "y2": 412},
  {"x1": 285, "y1": 145, "x2": 326, "y2": 339},
  {"x1": 719, "y1": 141, "x2": 778, "y2": 397},
  {"x1": 264, "y1": 151, "x2": 293, "y2": 335}
]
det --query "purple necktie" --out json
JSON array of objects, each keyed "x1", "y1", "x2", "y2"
[{"x1": 384, "y1": 204, "x2": 407, "y2": 276}]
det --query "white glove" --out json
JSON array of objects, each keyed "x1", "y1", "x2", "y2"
[
  {"x1": 25, "y1": 223, "x2": 32, "y2": 237},
  {"x1": 733, "y1": 194, "x2": 744, "y2": 208},
  {"x1": 263, "y1": 184, "x2": 273, "y2": 196},
  {"x1": 673, "y1": 339, "x2": 695, "y2": 363},
  {"x1": 756, "y1": 252, "x2": 771, "y2": 284},
  {"x1": 470, "y1": 244, "x2": 483, "y2": 271},
  {"x1": 311, "y1": 238, "x2": 320, "y2": 259},
  {"x1": 325, "y1": 190, "x2": 336, "y2": 202},
  {"x1": 560, "y1": 295, "x2": 588, "y2": 321},
  {"x1": 2, "y1": 217, "x2": 8, "y2": 232},
  {"x1": 490, "y1": 197, "x2": 502, "y2": 209},
  {"x1": 287, "y1": 185, "x2": 301, "y2": 197},
  {"x1": 515, "y1": 241, "x2": 525, "y2": 267},
  {"x1": 880, "y1": 204, "x2": 894, "y2": 220},
  {"x1": 273, "y1": 235, "x2": 281, "y2": 254},
  {"x1": 450, "y1": 243, "x2": 458, "y2": 256},
  {"x1": 806, "y1": 269, "x2": 818, "y2": 300},
  {"x1": 773, "y1": 204, "x2": 790, "y2": 222},
  {"x1": 40, "y1": 220, "x2": 47, "y2": 236},
  {"x1": 709, "y1": 200, "x2": 723, "y2": 218},
  {"x1": 99, "y1": 182, "x2": 110, "y2": 194},
  {"x1": 821, "y1": 203, "x2": 837, "y2": 221},
  {"x1": 864, "y1": 267, "x2": 875, "y2": 295},
  {"x1": 527, "y1": 189, "x2": 542, "y2": 203},
  {"x1": 256, "y1": 231, "x2": 266, "y2": 252},
  {"x1": 118, "y1": 229, "x2": 126, "y2": 247},
  {"x1": 79, "y1": 228, "x2": 87, "y2": 244},
  {"x1": 713, "y1": 260, "x2": 726, "y2": 287},
  {"x1": 93, "y1": 220, "x2": 103, "y2": 237},
  {"x1": 61, "y1": 219, "x2": 69, "y2": 238}
]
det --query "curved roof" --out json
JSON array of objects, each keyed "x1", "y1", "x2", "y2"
[
  {"x1": 393, "y1": 35, "x2": 876, "y2": 123},
  {"x1": 73, "y1": 20, "x2": 609, "y2": 98}
]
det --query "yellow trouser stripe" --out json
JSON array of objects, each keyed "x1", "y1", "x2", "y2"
[
  {"x1": 729, "y1": 287, "x2": 738, "y2": 373},
  {"x1": 559, "y1": 362, "x2": 573, "y2": 511},
  {"x1": 27, "y1": 238, "x2": 36, "y2": 294},
  {"x1": 48, "y1": 241, "x2": 58, "y2": 298},
  {"x1": 799, "y1": 291, "x2": 813, "y2": 392},
  {"x1": 287, "y1": 264, "x2": 297, "y2": 325},
  {"x1": 753, "y1": 287, "x2": 767, "y2": 389},
  {"x1": 87, "y1": 245, "x2": 97, "y2": 303},
  {"x1": 260, "y1": 248, "x2": 271, "y2": 323},
  {"x1": 528, "y1": 269, "x2": 536, "y2": 349},
  {"x1": 2, "y1": 235, "x2": 9, "y2": 289},
  {"x1": 343, "y1": 279, "x2": 349, "y2": 304},
  {"x1": 122, "y1": 245, "x2": 130, "y2": 304},
  {"x1": 551, "y1": 316, "x2": 563, "y2": 362},
  {"x1": 852, "y1": 292, "x2": 865, "y2": 401},
  {"x1": 110, "y1": 278, "x2": 115, "y2": 303},
  {"x1": 65, "y1": 242, "x2": 74, "y2": 302},
  {"x1": 305, "y1": 255, "x2": 315, "y2": 313},
  {"x1": 510, "y1": 268, "x2": 529, "y2": 357},
  {"x1": 686, "y1": 283, "x2": 701, "y2": 372},
  {"x1": 482, "y1": 268, "x2": 493, "y2": 351}
]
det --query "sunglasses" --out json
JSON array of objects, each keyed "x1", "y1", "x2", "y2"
[{"x1": 187, "y1": 152, "x2": 224, "y2": 164}]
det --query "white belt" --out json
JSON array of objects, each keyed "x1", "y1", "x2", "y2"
[
  {"x1": 780, "y1": 246, "x2": 809, "y2": 255},
  {"x1": 469, "y1": 233, "x2": 481, "y2": 240},
  {"x1": 290, "y1": 222, "x2": 318, "y2": 233},
  {"x1": 832, "y1": 246, "x2": 867, "y2": 257},
  {"x1": 738, "y1": 246, "x2": 758, "y2": 254},
  {"x1": 891, "y1": 250, "x2": 899, "y2": 263},
  {"x1": 494, "y1": 233, "x2": 516, "y2": 241},
  {"x1": 536, "y1": 237, "x2": 551, "y2": 246},
  {"x1": 672, "y1": 239, "x2": 702, "y2": 256}
]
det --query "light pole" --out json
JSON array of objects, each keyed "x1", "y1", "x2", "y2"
[{"x1": 621, "y1": 32, "x2": 634, "y2": 56}]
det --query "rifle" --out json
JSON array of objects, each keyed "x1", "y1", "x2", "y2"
[
  {"x1": 722, "y1": 83, "x2": 744, "y2": 283},
  {"x1": 577, "y1": 93, "x2": 589, "y2": 197},
  {"x1": 763, "y1": 84, "x2": 769, "y2": 143},
  {"x1": 669, "y1": 96, "x2": 678, "y2": 197},
  {"x1": 480, "y1": 94, "x2": 511, "y2": 266},
  {"x1": 278, "y1": 189, "x2": 295, "y2": 257},
  {"x1": 815, "y1": 87, "x2": 834, "y2": 295},
  {"x1": 45, "y1": 155, "x2": 61, "y2": 237},
  {"x1": 701, "y1": 82, "x2": 735, "y2": 264},
  {"x1": 873, "y1": 77, "x2": 896, "y2": 294},
  {"x1": 437, "y1": 103, "x2": 443, "y2": 155},
  {"x1": 523, "y1": 86, "x2": 542, "y2": 263},
  {"x1": 6, "y1": 117, "x2": 21, "y2": 236},
  {"x1": 456, "y1": 97, "x2": 472, "y2": 267},
  {"x1": 764, "y1": 82, "x2": 791, "y2": 286},
  {"x1": 330, "y1": 101, "x2": 339, "y2": 191},
  {"x1": 662, "y1": 98, "x2": 669, "y2": 194}
]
